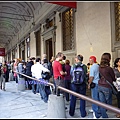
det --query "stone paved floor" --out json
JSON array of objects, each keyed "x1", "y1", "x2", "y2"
[{"x1": 0, "y1": 81, "x2": 119, "y2": 119}]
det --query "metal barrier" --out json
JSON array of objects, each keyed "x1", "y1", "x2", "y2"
[{"x1": 15, "y1": 72, "x2": 120, "y2": 114}]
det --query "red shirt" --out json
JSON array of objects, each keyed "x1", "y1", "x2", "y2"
[{"x1": 53, "y1": 60, "x2": 64, "y2": 80}]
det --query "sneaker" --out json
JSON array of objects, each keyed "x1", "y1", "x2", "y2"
[
  {"x1": 57, "y1": 93, "x2": 60, "y2": 96},
  {"x1": 93, "y1": 112, "x2": 97, "y2": 119},
  {"x1": 36, "y1": 93, "x2": 40, "y2": 95},
  {"x1": 33, "y1": 91, "x2": 36, "y2": 94},
  {"x1": 89, "y1": 109, "x2": 93, "y2": 112},
  {"x1": 69, "y1": 112, "x2": 74, "y2": 117},
  {"x1": 81, "y1": 112, "x2": 88, "y2": 118},
  {"x1": 43, "y1": 100, "x2": 48, "y2": 103}
]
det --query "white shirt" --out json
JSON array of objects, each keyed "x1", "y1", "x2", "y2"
[{"x1": 31, "y1": 62, "x2": 50, "y2": 79}]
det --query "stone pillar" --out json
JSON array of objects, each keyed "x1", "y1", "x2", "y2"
[
  {"x1": 18, "y1": 77, "x2": 26, "y2": 91},
  {"x1": 47, "y1": 94, "x2": 66, "y2": 118}
]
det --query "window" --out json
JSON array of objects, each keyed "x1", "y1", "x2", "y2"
[
  {"x1": 12, "y1": 49, "x2": 15, "y2": 60},
  {"x1": 115, "y1": 2, "x2": 120, "y2": 41},
  {"x1": 35, "y1": 30, "x2": 41, "y2": 56},
  {"x1": 62, "y1": 8, "x2": 75, "y2": 51},
  {"x1": 8, "y1": 52, "x2": 11, "y2": 62},
  {"x1": 19, "y1": 44, "x2": 21, "y2": 59},
  {"x1": 26, "y1": 37, "x2": 30, "y2": 58},
  {"x1": 21, "y1": 41, "x2": 25, "y2": 60}
]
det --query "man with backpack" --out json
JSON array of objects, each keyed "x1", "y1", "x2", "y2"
[{"x1": 69, "y1": 54, "x2": 88, "y2": 118}]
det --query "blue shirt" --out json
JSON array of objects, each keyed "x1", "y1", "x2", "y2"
[{"x1": 89, "y1": 63, "x2": 99, "y2": 84}]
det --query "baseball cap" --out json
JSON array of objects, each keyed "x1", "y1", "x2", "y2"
[{"x1": 89, "y1": 56, "x2": 96, "y2": 63}]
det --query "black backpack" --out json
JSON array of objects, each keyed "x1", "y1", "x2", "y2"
[
  {"x1": 48, "y1": 62, "x2": 53, "y2": 76},
  {"x1": 73, "y1": 64, "x2": 85, "y2": 84},
  {"x1": 41, "y1": 71, "x2": 51, "y2": 80}
]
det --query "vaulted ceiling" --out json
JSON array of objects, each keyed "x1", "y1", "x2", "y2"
[
  {"x1": 0, "y1": 2, "x2": 44, "y2": 47},
  {"x1": 0, "y1": 2, "x2": 75, "y2": 49}
]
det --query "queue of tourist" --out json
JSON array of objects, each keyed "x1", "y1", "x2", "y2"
[{"x1": 0, "y1": 52, "x2": 120, "y2": 118}]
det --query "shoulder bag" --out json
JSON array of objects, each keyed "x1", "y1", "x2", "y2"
[
  {"x1": 106, "y1": 80, "x2": 118, "y2": 95},
  {"x1": 100, "y1": 73, "x2": 118, "y2": 95}
]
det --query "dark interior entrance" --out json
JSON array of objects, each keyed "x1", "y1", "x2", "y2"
[
  {"x1": 45, "y1": 38, "x2": 53, "y2": 61},
  {"x1": 22, "y1": 50, "x2": 25, "y2": 60}
]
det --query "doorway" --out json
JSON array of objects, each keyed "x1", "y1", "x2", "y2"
[
  {"x1": 22, "y1": 50, "x2": 25, "y2": 60},
  {"x1": 45, "y1": 38, "x2": 53, "y2": 61}
]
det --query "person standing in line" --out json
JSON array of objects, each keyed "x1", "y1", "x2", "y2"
[
  {"x1": 41, "y1": 54, "x2": 48, "y2": 66},
  {"x1": 38, "y1": 54, "x2": 49, "y2": 94},
  {"x1": 69, "y1": 54, "x2": 87, "y2": 118},
  {"x1": 49, "y1": 56, "x2": 55, "y2": 72},
  {"x1": 50, "y1": 56, "x2": 55, "y2": 66},
  {"x1": 0, "y1": 63, "x2": 1, "y2": 82},
  {"x1": 88, "y1": 56, "x2": 101, "y2": 118},
  {"x1": 48, "y1": 56, "x2": 55, "y2": 83},
  {"x1": 25, "y1": 57, "x2": 34, "y2": 90},
  {"x1": 23, "y1": 61, "x2": 27, "y2": 89},
  {"x1": 7, "y1": 61, "x2": 11, "y2": 81},
  {"x1": 64, "y1": 59, "x2": 71, "y2": 102},
  {"x1": 11, "y1": 59, "x2": 15, "y2": 81},
  {"x1": 4, "y1": 61, "x2": 9, "y2": 82},
  {"x1": 53, "y1": 52, "x2": 67, "y2": 96},
  {"x1": 17, "y1": 59, "x2": 26, "y2": 79},
  {"x1": 41, "y1": 56, "x2": 51, "y2": 100},
  {"x1": 98, "y1": 53, "x2": 116, "y2": 118},
  {"x1": 113, "y1": 57, "x2": 120, "y2": 118},
  {"x1": 31, "y1": 57, "x2": 50, "y2": 103},
  {"x1": 86, "y1": 62, "x2": 93, "y2": 113},
  {"x1": 13, "y1": 58, "x2": 19, "y2": 84},
  {"x1": 0, "y1": 62, "x2": 7, "y2": 91},
  {"x1": 59, "y1": 55, "x2": 66, "y2": 73}
]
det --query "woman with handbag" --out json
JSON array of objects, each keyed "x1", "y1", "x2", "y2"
[
  {"x1": 113, "y1": 57, "x2": 120, "y2": 118},
  {"x1": 98, "y1": 53, "x2": 116, "y2": 118}
]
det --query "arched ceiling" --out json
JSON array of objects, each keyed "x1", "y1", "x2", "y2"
[{"x1": 0, "y1": 2, "x2": 43, "y2": 47}]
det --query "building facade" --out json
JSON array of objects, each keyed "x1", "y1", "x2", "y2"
[{"x1": 4, "y1": 2, "x2": 120, "y2": 66}]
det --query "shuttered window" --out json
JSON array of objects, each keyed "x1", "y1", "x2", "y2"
[
  {"x1": 62, "y1": 8, "x2": 75, "y2": 51},
  {"x1": 115, "y1": 2, "x2": 120, "y2": 41}
]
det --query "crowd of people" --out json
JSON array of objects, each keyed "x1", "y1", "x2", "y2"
[{"x1": 0, "y1": 52, "x2": 120, "y2": 118}]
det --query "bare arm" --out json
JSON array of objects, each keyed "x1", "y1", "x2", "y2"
[
  {"x1": 60, "y1": 71, "x2": 67, "y2": 76},
  {"x1": 88, "y1": 76, "x2": 94, "y2": 89}
]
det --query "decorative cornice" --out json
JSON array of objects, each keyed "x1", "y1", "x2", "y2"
[{"x1": 41, "y1": 26, "x2": 57, "y2": 36}]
